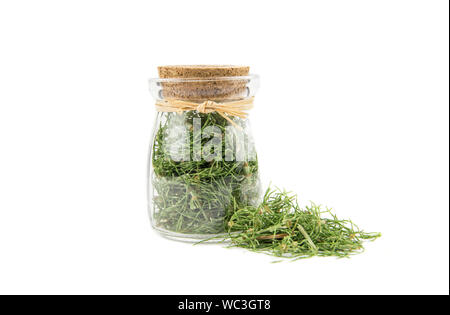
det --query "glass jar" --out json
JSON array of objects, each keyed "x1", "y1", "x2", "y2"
[{"x1": 147, "y1": 65, "x2": 261, "y2": 241}]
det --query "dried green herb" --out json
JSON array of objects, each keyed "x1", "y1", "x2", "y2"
[
  {"x1": 215, "y1": 187, "x2": 381, "y2": 260},
  {"x1": 151, "y1": 111, "x2": 260, "y2": 234}
]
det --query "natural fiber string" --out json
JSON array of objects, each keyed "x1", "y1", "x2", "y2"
[{"x1": 155, "y1": 97, "x2": 254, "y2": 126}]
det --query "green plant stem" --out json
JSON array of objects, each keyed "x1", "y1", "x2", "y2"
[
  {"x1": 219, "y1": 186, "x2": 381, "y2": 260},
  {"x1": 151, "y1": 111, "x2": 260, "y2": 234}
]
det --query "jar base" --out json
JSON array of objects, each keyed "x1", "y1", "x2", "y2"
[{"x1": 151, "y1": 225, "x2": 229, "y2": 243}]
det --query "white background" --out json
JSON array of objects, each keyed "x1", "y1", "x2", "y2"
[{"x1": 0, "y1": 0, "x2": 448, "y2": 295}]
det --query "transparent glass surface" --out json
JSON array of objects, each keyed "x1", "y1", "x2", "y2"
[{"x1": 147, "y1": 76, "x2": 261, "y2": 241}]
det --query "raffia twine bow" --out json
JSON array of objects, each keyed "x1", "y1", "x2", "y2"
[{"x1": 155, "y1": 97, "x2": 254, "y2": 126}]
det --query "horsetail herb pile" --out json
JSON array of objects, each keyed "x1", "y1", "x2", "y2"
[
  {"x1": 217, "y1": 187, "x2": 381, "y2": 259},
  {"x1": 151, "y1": 111, "x2": 260, "y2": 234}
]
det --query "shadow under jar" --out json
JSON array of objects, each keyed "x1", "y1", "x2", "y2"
[{"x1": 148, "y1": 65, "x2": 261, "y2": 241}]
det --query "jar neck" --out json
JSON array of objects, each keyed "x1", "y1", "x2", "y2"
[{"x1": 149, "y1": 75, "x2": 259, "y2": 102}]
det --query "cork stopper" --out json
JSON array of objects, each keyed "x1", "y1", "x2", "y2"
[
  {"x1": 158, "y1": 65, "x2": 250, "y2": 78},
  {"x1": 158, "y1": 65, "x2": 250, "y2": 101}
]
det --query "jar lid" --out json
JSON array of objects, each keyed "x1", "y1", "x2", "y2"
[
  {"x1": 156, "y1": 65, "x2": 252, "y2": 101},
  {"x1": 158, "y1": 65, "x2": 250, "y2": 79}
]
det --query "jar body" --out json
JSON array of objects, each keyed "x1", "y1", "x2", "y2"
[{"x1": 148, "y1": 109, "x2": 260, "y2": 241}]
